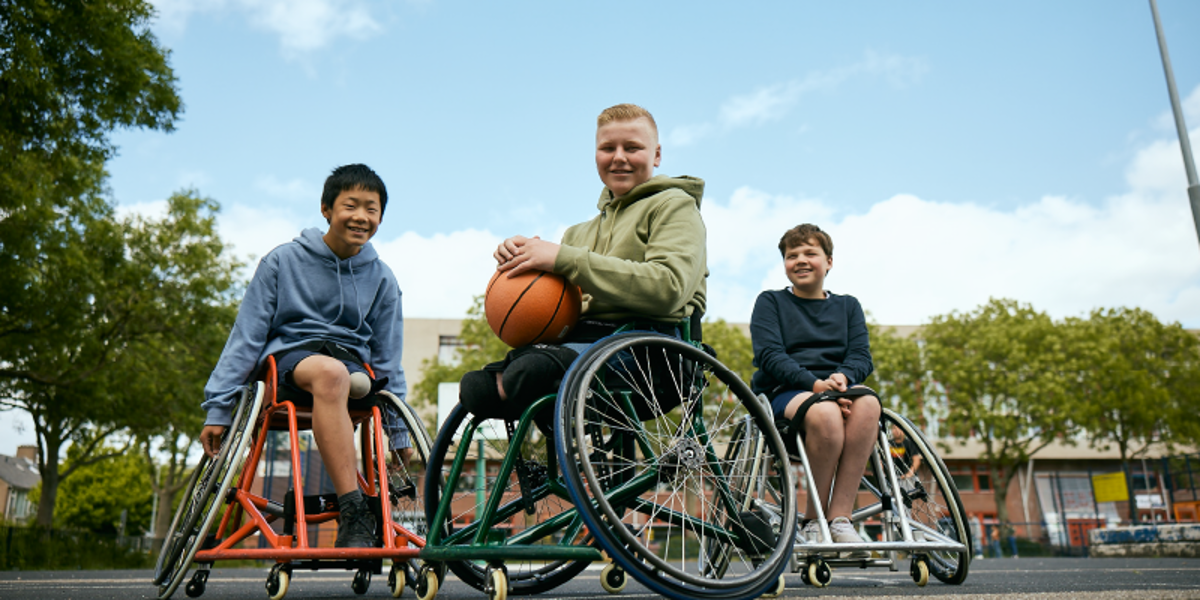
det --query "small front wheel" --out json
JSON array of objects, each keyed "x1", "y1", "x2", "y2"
[
  {"x1": 600, "y1": 563, "x2": 626, "y2": 594},
  {"x1": 266, "y1": 565, "x2": 291, "y2": 600},
  {"x1": 486, "y1": 567, "x2": 508, "y2": 600},
  {"x1": 388, "y1": 564, "x2": 406, "y2": 598},
  {"x1": 911, "y1": 556, "x2": 930, "y2": 587},
  {"x1": 415, "y1": 566, "x2": 439, "y2": 600},
  {"x1": 184, "y1": 571, "x2": 208, "y2": 598},
  {"x1": 762, "y1": 574, "x2": 786, "y2": 598},
  {"x1": 808, "y1": 560, "x2": 831, "y2": 588}
]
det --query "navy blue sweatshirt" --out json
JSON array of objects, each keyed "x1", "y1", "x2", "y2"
[{"x1": 749, "y1": 289, "x2": 873, "y2": 396}]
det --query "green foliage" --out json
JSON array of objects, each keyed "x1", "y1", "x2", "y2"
[
  {"x1": 923, "y1": 298, "x2": 1073, "y2": 525},
  {"x1": 0, "y1": 525, "x2": 158, "y2": 571},
  {"x1": 864, "y1": 321, "x2": 928, "y2": 421},
  {"x1": 410, "y1": 297, "x2": 509, "y2": 408},
  {"x1": 52, "y1": 443, "x2": 153, "y2": 535},
  {"x1": 702, "y1": 319, "x2": 753, "y2": 400},
  {"x1": 1065, "y1": 307, "x2": 1200, "y2": 461}
]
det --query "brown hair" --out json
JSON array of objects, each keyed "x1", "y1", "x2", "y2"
[
  {"x1": 778, "y1": 224, "x2": 833, "y2": 257},
  {"x1": 597, "y1": 104, "x2": 658, "y2": 135}
]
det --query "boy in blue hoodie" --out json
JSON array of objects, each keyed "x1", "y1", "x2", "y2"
[{"x1": 199, "y1": 164, "x2": 409, "y2": 549}]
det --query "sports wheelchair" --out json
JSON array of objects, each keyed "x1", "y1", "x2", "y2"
[
  {"x1": 420, "y1": 322, "x2": 798, "y2": 600},
  {"x1": 153, "y1": 356, "x2": 435, "y2": 600},
  {"x1": 734, "y1": 388, "x2": 972, "y2": 590}
]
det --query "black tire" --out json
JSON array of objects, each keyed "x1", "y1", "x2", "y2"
[
  {"x1": 379, "y1": 391, "x2": 434, "y2": 540},
  {"x1": 156, "y1": 383, "x2": 263, "y2": 599},
  {"x1": 875, "y1": 409, "x2": 971, "y2": 584},
  {"x1": 424, "y1": 402, "x2": 590, "y2": 595},
  {"x1": 555, "y1": 333, "x2": 796, "y2": 600}
]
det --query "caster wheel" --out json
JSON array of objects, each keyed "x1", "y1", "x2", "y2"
[
  {"x1": 485, "y1": 567, "x2": 508, "y2": 600},
  {"x1": 266, "y1": 565, "x2": 291, "y2": 600},
  {"x1": 911, "y1": 557, "x2": 929, "y2": 587},
  {"x1": 761, "y1": 574, "x2": 786, "y2": 598},
  {"x1": 800, "y1": 567, "x2": 810, "y2": 586},
  {"x1": 388, "y1": 564, "x2": 406, "y2": 598},
  {"x1": 808, "y1": 560, "x2": 831, "y2": 588},
  {"x1": 184, "y1": 571, "x2": 208, "y2": 598},
  {"x1": 600, "y1": 563, "x2": 626, "y2": 594},
  {"x1": 352, "y1": 568, "x2": 371, "y2": 595},
  {"x1": 415, "y1": 566, "x2": 439, "y2": 600}
]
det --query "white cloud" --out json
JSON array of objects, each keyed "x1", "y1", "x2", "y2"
[
  {"x1": 217, "y1": 202, "x2": 305, "y2": 264},
  {"x1": 149, "y1": 0, "x2": 382, "y2": 56},
  {"x1": 670, "y1": 50, "x2": 928, "y2": 147},
  {"x1": 255, "y1": 175, "x2": 316, "y2": 204},
  {"x1": 701, "y1": 125, "x2": 1200, "y2": 328},
  {"x1": 373, "y1": 229, "x2": 505, "y2": 319}
]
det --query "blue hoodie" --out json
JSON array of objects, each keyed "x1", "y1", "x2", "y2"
[{"x1": 202, "y1": 228, "x2": 408, "y2": 445}]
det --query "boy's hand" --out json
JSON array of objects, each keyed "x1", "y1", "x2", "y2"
[
  {"x1": 200, "y1": 425, "x2": 226, "y2": 458},
  {"x1": 495, "y1": 235, "x2": 536, "y2": 264},
  {"x1": 828, "y1": 372, "x2": 849, "y2": 392},
  {"x1": 499, "y1": 236, "x2": 561, "y2": 277}
]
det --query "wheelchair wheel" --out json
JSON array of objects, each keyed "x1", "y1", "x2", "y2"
[
  {"x1": 424, "y1": 402, "x2": 591, "y2": 595},
  {"x1": 155, "y1": 383, "x2": 263, "y2": 599},
  {"x1": 556, "y1": 333, "x2": 796, "y2": 600},
  {"x1": 877, "y1": 409, "x2": 971, "y2": 584},
  {"x1": 380, "y1": 392, "x2": 434, "y2": 539}
]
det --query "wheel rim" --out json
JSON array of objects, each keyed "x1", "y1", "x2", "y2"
[{"x1": 558, "y1": 334, "x2": 796, "y2": 598}]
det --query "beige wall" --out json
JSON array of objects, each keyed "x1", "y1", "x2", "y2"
[{"x1": 402, "y1": 319, "x2": 462, "y2": 393}]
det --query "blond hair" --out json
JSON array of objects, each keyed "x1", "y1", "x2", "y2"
[{"x1": 597, "y1": 104, "x2": 658, "y2": 135}]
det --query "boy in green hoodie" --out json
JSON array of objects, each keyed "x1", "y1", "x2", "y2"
[{"x1": 466, "y1": 103, "x2": 707, "y2": 410}]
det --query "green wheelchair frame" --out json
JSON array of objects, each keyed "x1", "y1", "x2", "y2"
[{"x1": 419, "y1": 321, "x2": 798, "y2": 600}]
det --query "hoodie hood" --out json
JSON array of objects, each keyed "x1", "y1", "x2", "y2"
[{"x1": 598, "y1": 175, "x2": 704, "y2": 213}]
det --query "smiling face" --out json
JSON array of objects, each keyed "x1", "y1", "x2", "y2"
[
  {"x1": 783, "y1": 238, "x2": 832, "y2": 299},
  {"x1": 595, "y1": 117, "x2": 661, "y2": 197},
  {"x1": 321, "y1": 186, "x2": 381, "y2": 259}
]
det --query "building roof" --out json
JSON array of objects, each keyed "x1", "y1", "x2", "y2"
[{"x1": 0, "y1": 453, "x2": 41, "y2": 490}]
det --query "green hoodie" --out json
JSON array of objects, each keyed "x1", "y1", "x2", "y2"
[{"x1": 554, "y1": 175, "x2": 707, "y2": 322}]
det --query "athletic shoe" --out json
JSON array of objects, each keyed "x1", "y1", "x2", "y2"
[
  {"x1": 335, "y1": 499, "x2": 378, "y2": 548},
  {"x1": 829, "y1": 516, "x2": 869, "y2": 558}
]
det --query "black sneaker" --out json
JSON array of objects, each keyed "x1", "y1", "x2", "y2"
[{"x1": 335, "y1": 499, "x2": 378, "y2": 548}]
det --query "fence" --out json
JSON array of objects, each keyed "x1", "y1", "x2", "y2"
[{"x1": 0, "y1": 525, "x2": 160, "y2": 570}]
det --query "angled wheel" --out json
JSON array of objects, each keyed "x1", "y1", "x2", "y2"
[
  {"x1": 556, "y1": 333, "x2": 797, "y2": 600},
  {"x1": 379, "y1": 391, "x2": 434, "y2": 588},
  {"x1": 156, "y1": 383, "x2": 263, "y2": 599},
  {"x1": 388, "y1": 564, "x2": 406, "y2": 598},
  {"x1": 424, "y1": 402, "x2": 590, "y2": 595},
  {"x1": 872, "y1": 409, "x2": 971, "y2": 584}
]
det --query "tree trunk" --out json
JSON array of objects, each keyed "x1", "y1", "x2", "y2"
[
  {"x1": 35, "y1": 438, "x2": 61, "y2": 527},
  {"x1": 992, "y1": 465, "x2": 1014, "y2": 532}
]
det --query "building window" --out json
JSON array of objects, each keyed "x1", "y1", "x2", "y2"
[{"x1": 438, "y1": 335, "x2": 465, "y2": 366}]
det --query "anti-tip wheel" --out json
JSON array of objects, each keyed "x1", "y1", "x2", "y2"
[
  {"x1": 352, "y1": 568, "x2": 371, "y2": 595},
  {"x1": 762, "y1": 574, "x2": 786, "y2": 598},
  {"x1": 389, "y1": 564, "x2": 406, "y2": 598},
  {"x1": 487, "y1": 568, "x2": 508, "y2": 600},
  {"x1": 808, "y1": 560, "x2": 831, "y2": 588},
  {"x1": 600, "y1": 563, "x2": 626, "y2": 594},
  {"x1": 184, "y1": 572, "x2": 207, "y2": 598}
]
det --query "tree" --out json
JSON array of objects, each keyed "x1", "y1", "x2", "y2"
[
  {"x1": 702, "y1": 319, "x2": 753, "y2": 400},
  {"x1": 51, "y1": 440, "x2": 154, "y2": 535},
  {"x1": 864, "y1": 322, "x2": 931, "y2": 423},
  {"x1": 0, "y1": 192, "x2": 242, "y2": 526},
  {"x1": 922, "y1": 298, "x2": 1075, "y2": 528},
  {"x1": 1, "y1": 0, "x2": 182, "y2": 325},
  {"x1": 1068, "y1": 308, "x2": 1200, "y2": 482}
]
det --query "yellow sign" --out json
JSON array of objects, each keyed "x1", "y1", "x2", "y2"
[{"x1": 1092, "y1": 472, "x2": 1129, "y2": 503}]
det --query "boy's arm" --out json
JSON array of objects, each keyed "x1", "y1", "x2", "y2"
[
  {"x1": 555, "y1": 193, "x2": 705, "y2": 317},
  {"x1": 750, "y1": 292, "x2": 820, "y2": 392},
  {"x1": 201, "y1": 256, "x2": 279, "y2": 427},
  {"x1": 835, "y1": 297, "x2": 874, "y2": 385},
  {"x1": 367, "y1": 278, "x2": 410, "y2": 450}
]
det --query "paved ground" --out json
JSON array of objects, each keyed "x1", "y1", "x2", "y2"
[{"x1": 1, "y1": 557, "x2": 1198, "y2": 599}]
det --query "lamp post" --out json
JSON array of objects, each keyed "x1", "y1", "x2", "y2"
[{"x1": 1149, "y1": 0, "x2": 1200, "y2": 250}]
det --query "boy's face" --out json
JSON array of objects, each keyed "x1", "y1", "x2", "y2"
[
  {"x1": 321, "y1": 187, "x2": 381, "y2": 259},
  {"x1": 783, "y1": 239, "x2": 832, "y2": 297},
  {"x1": 596, "y1": 117, "x2": 661, "y2": 197}
]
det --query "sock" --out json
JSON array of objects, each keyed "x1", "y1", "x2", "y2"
[{"x1": 338, "y1": 489, "x2": 364, "y2": 513}]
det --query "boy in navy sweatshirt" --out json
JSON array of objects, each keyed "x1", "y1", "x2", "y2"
[
  {"x1": 199, "y1": 164, "x2": 409, "y2": 549},
  {"x1": 750, "y1": 223, "x2": 878, "y2": 555}
]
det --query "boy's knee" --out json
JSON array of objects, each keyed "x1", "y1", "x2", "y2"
[
  {"x1": 297, "y1": 355, "x2": 351, "y2": 397},
  {"x1": 804, "y1": 402, "x2": 843, "y2": 435},
  {"x1": 856, "y1": 395, "x2": 881, "y2": 418}
]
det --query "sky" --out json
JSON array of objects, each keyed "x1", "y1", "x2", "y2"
[{"x1": 4, "y1": 1, "x2": 1200, "y2": 454}]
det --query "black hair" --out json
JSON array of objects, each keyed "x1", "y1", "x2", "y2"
[{"x1": 321, "y1": 164, "x2": 388, "y2": 216}]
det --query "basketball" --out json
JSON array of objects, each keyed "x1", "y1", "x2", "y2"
[{"x1": 485, "y1": 269, "x2": 582, "y2": 347}]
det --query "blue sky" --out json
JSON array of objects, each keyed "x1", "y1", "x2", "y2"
[{"x1": 4, "y1": 0, "x2": 1200, "y2": 454}]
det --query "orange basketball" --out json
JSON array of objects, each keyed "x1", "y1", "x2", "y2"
[{"x1": 485, "y1": 269, "x2": 582, "y2": 347}]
